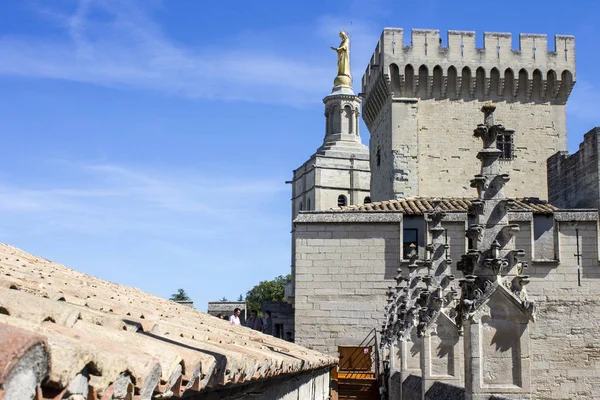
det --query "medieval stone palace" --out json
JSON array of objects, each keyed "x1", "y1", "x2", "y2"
[{"x1": 289, "y1": 29, "x2": 600, "y2": 399}]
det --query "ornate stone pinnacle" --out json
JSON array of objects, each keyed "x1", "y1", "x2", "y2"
[
  {"x1": 481, "y1": 102, "x2": 496, "y2": 127},
  {"x1": 482, "y1": 101, "x2": 495, "y2": 110}
]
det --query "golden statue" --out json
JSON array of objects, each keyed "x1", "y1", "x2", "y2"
[{"x1": 331, "y1": 30, "x2": 351, "y2": 86}]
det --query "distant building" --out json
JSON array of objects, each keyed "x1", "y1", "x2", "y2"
[
  {"x1": 548, "y1": 127, "x2": 600, "y2": 209},
  {"x1": 262, "y1": 301, "x2": 294, "y2": 339},
  {"x1": 174, "y1": 300, "x2": 194, "y2": 308},
  {"x1": 207, "y1": 300, "x2": 247, "y2": 324},
  {"x1": 290, "y1": 71, "x2": 371, "y2": 220}
]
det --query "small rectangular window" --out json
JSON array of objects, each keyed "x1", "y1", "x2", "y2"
[
  {"x1": 403, "y1": 229, "x2": 418, "y2": 259},
  {"x1": 497, "y1": 130, "x2": 515, "y2": 160}
]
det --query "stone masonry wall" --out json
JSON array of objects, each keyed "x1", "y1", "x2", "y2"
[
  {"x1": 390, "y1": 100, "x2": 419, "y2": 198},
  {"x1": 527, "y1": 220, "x2": 600, "y2": 399},
  {"x1": 294, "y1": 221, "x2": 400, "y2": 354},
  {"x1": 417, "y1": 100, "x2": 567, "y2": 199},
  {"x1": 488, "y1": 214, "x2": 600, "y2": 398},
  {"x1": 547, "y1": 127, "x2": 600, "y2": 209},
  {"x1": 366, "y1": 95, "x2": 568, "y2": 200},
  {"x1": 294, "y1": 213, "x2": 600, "y2": 398},
  {"x1": 369, "y1": 99, "x2": 394, "y2": 202},
  {"x1": 292, "y1": 154, "x2": 371, "y2": 218},
  {"x1": 196, "y1": 368, "x2": 331, "y2": 400}
]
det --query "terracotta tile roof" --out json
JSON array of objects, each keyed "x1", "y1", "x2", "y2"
[
  {"x1": 340, "y1": 197, "x2": 559, "y2": 215},
  {"x1": 0, "y1": 243, "x2": 335, "y2": 399}
]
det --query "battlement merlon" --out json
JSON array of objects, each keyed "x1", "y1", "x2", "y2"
[{"x1": 361, "y1": 28, "x2": 576, "y2": 96}]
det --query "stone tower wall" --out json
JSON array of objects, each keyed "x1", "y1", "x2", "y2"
[
  {"x1": 547, "y1": 127, "x2": 600, "y2": 209},
  {"x1": 367, "y1": 96, "x2": 395, "y2": 200},
  {"x1": 362, "y1": 29, "x2": 575, "y2": 201},
  {"x1": 292, "y1": 155, "x2": 371, "y2": 219},
  {"x1": 417, "y1": 100, "x2": 567, "y2": 198}
]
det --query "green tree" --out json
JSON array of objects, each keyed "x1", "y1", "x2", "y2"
[
  {"x1": 245, "y1": 274, "x2": 290, "y2": 312},
  {"x1": 170, "y1": 288, "x2": 191, "y2": 301},
  {"x1": 219, "y1": 297, "x2": 228, "y2": 302},
  {"x1": 237, "y1": 294, "x2": 244, "y2": 301}
]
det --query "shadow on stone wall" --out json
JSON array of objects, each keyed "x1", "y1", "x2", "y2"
[{"x1": 401, "y1": 374, "x2": 466, "y2": 400}]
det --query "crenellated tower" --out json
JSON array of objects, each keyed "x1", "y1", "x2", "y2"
[{"x1": 361, "y1": 28, "x2": 576, "y2": 202}]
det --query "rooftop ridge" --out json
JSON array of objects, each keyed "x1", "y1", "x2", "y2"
[
  {"x1": 330, "y1": 196, "x2": 559, "y2": 214},
  {"x1": 0, "y1": 243, "x2": 336, "y2": 399}
]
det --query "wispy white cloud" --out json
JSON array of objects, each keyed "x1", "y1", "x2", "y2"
[
  {"x1": 0, "y1": 0, "x2": 377, "y2": 105},
  {"x1": 0, "y1": 0, "x2": 382, "y2": 305},
  {"x1": 0, "y1": 157, "x2": 292, "y2": 306},
  {"x1": 0, "y1": 159, "x2": 287, "y2": 237}
]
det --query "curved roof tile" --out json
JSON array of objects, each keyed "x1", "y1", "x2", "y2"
[
  {"x1": 0, "y1": 244, "x2": 336, "y2": 400},
  {"x1": 339, "y1": 197, "x2": 558, "y2": 214}
]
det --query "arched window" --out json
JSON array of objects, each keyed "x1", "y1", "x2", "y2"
[
  {"x1": 417, "y1": 65, "x2": 428, "y2": 97},
  {"x1": 558, "y1": 70, "x2": 573, "y2": 101},
  {"x1": 518, "y1": 69, "x2": 528, "y2": 100},
  {"x1": 504, "y1": 68, "x2": 514, "y2": 98},
  {"x1": 331, "y1": 105, "x2": 340, "y2": 134},
  {"x1": 490, "y1": 68, "x2": 500, "y2": 98},
  {"x1": 532, "y1": 69, "x2": 542, "y2": 101},
  {"x1": 389, "y1": 63, "x2": 401, "y2": 94},
  {"x1": 461, "y1": 67, "x2": 471, "y2": 98},
  {"x1": 325, "y1": 107, "x2": 330, "y2": 136},
  {"x1": 342, "y1": 105, "x2": 352, "y2": 134},
  {"x1": 364, "y1": 196, "x2": 372, "y2": 204},
  {"x1": 432, "y1": 66, "x2": 443, "y2": 98},
  {"x1": 404, "y1": 64, "x2": 414, "y2": 97},
  {"x1": 299, "y1": 202, "x2": 303, "y2": 211},
  {"x1": 447, "y1": 66, "x2": 457, "y2": 98},
  {"x1": 338, "y1": 195, "x2": 347, "y2": 207},
  {"x1": 475, "y1": 67, "x2": 485, "y2": 99},
  {"x1": 546, "y1": 70, "x2": 557, "y2": 100},
  {"x1": 307, "y1": 198, "x2": 311, "y2": 210}
]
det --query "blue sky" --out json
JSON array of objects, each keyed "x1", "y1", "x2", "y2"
[{"x1": 0, "y1": 0, "x2": 598, "y2": 310}]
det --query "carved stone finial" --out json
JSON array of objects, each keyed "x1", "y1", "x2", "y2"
[{"x1": 481, "y1": 102, "x2": 496, "y2": 128}]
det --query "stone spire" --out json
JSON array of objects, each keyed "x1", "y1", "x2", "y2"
[
  {"x1": 318, "y1": 89, "x2": 366, "y2": 156},
  {"x1": 379, "y1": 104, "x2": 535, "y2": 400},
  {"x1": 456, "y1": 103, "x2": 533, "y2": 328},
  {"x1": 289, "y1": 34, "x2": 371, "y2": 218},
  {"x1": 380, "y1": 200, "x2": 461, "y2": 396},
  {"x1": 317, "y1": 30, "x2": 367, "y2": 155},
  {"x1": 457, "y1": 103, "x2": 534, "y2": 400},
  {"x1": 318, "y1": 45, "x2": 367, "y2": 157}
]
